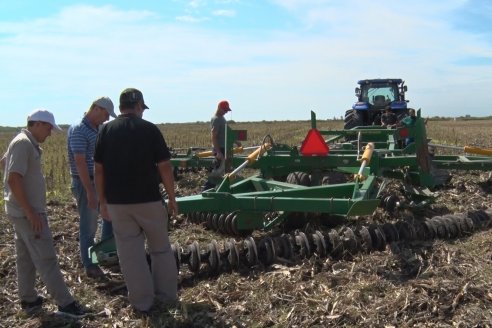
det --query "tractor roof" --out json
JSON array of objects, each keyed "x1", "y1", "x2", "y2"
[{"x1": 357, "y1": 78, "x2": 403, "y2": 85}]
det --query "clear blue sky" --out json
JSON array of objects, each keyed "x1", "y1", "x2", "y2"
[{"x1": 1, "y1": 0, "x2": 491, "y2": 126}]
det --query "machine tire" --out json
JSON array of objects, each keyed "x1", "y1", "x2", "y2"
[
  {"x1": 286, "y1": 172, "x2": 310, "y2": 186},
  {"x1": 321, "y1": 171, "x2": 348, "y2": 185},
  {"x1": 343, "y1": 109, "x2": 363, "y2": 130},
  {"x1": 283, "y1": 172, "x2": 310, "y2": 230},
  {"x1": 343, "y1": 109, "x2": 353, "y2": 123}
]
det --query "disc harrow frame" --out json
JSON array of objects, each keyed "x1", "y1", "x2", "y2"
[{"x1": 89, "y1": 110, "x2": 492, "y2": 275}]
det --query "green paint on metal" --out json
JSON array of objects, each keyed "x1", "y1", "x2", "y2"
[{"x1": 347, "y1": 199, "x2": 380, "y2": 216}]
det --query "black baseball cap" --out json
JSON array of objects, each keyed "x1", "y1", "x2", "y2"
[{"x1": 119, "y1": 88, "x2": 149, "y2": 109}]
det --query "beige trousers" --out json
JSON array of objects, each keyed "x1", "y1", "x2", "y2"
[
  {"x1": 107, "y1": 201, "x2": 178, "y2": 311},
  {"x1": 8, "y1": 213, "x2": 74, "y2": 307}
]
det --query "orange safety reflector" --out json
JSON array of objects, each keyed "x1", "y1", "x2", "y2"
[
  {"x1": 300, "y1": 128, "x2": 329, "y2": 156},
  {"x1": 399, "y1": 128, "x2": 409, "y2": 138}
]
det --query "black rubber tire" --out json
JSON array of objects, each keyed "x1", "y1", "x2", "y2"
[
  {"x1": 343, "y1": 109, "x2": 364, "y2": 130},
  {"x1": 286, "y1": 172, "x2": 311, "y2": 186}
]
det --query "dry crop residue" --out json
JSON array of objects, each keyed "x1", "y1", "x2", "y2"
[{"x1": 1, "y1": 169, "x2": 492, "y2": 327}]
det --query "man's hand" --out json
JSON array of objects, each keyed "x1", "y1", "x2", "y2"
[
  {"x1": 74, "y1": 153, "x2": 98, "y2": 208},
  {"x1": 215, "y1": 151, "x2": 224, "y2": 161},
  {"x1": 99, "y1": 202, "x2": 111, "y2": 221},
  {"x1": 26, "y1": 210, "x2": 43, "y2": 234},
  {"x1": 167, "y1": 199, "x2": 178, "y2": 217},
  {"x1": 7, "y1": 172, "x2": 44, "y2": 234},
  {"x1": 87, "y1": 190, "x2": 98, "y2": 210}
]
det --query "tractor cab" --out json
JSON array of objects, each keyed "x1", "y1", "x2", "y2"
[{"x1": 356, "y1": 81, "x2": 402, "y2": 108}]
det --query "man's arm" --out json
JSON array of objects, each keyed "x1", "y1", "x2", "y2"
[
  {"x1": 157, "y1": 160, "x2": 178, "y2": 217},
  {"x1": 0, "y1": 152, "x2": 6, "y2": 170},
  {"x1": 74, "y1": 154, "x2": 97, "y2": 210},
  {"x1": 211, "y1": 127, "x2": 223, "y2": 160},
  {"x1": 381, "y1": 115, "x2": 388, "y2": 127},
  {"x1": 94, "y1": 162, "x2": 110, "y2": 220},
  {"x1": 7, "y1": 172, "x2": 43, "y2": 233}
]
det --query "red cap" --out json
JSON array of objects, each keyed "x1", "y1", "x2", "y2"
[{"x1": 218, "y1": 100, "x2": 231, "y2": 112}]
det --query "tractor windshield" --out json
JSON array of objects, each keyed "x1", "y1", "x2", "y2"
[{"x1": 360, "y1": 83, "x2": 399, "y2": 107}]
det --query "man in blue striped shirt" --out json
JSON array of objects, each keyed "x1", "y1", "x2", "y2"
[{"x1": 67, "y1": 96, "x2": 116, "y2": 278}]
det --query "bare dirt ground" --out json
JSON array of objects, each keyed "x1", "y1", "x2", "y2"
[{"x1": 1, "y1": 169, "x2": 492, "y2": 328}]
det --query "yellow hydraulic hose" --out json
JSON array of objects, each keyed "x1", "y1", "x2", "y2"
[
  {"x1": 197, "y1": 147, "x2": 244, "y2": 158},
  {"x1": 227, "y1": 143, "x2": 272, "y2": 180},
  {"x1": 429, "y1": 143, "x2": 492, "y2": 157},
  {"x1": 360, "y1": 142, "x2": 375, "y2": 164},
  {"x1": 463, "y1": 146, "x2": 492, "y2": 156},
  {"x1": 246, "y1": 143, "x2": 271, "y2": 164},
  {"x1": 355, "y1": 142, "x2": 375, "y2": 181}
]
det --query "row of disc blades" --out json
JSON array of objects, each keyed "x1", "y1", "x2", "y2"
[{"x1": 172, "y1": 209, "x2": 491, "y2": 274}]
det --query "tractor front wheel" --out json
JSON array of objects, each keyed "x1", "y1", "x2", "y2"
[{"x1": 343, "y1": 109, "x2": 363, "y2": 130}]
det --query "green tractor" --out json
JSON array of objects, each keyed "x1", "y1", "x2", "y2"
[{"x1": 344, "y1": 78, "x2": 413, "y2": 129}]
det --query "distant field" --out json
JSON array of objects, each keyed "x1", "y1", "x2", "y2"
[
  {"x1": 1, "y1": 119, "x2": 492, "y2": 327},
  {"x1": 1, "y1": 119, "x2": 492, "y2": 201}
]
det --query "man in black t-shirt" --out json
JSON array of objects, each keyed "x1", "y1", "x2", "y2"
[
  {"x1": 381, "y1": 106, "x2": 398, "y2": 128},
  {"x1": 94, "y1": 88, "x2": 178, "y2": 314}
]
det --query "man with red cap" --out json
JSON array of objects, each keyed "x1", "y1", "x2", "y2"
[
  {"x1": 211, "y1": 100, "x2": 232, "y2": 162},
  {"x1": 203, "y1": 100, "x2": 234, "y2": 190}
]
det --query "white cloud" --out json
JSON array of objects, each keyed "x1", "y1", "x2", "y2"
[
  {"x1": 0, "y1": 1, "x2": 491, "y2": 126},
  {"x1": 212, "y1": 9, "x2": 236, "y2": 17},
  {"x1": 188, "y1": 0, "x2": 207, "y2": 9},
  {"x1": 176, "y1": 15, "x2": 207, "y2": 23},
  {"x1": 271, "y1": 0, "x2": 331, "y2": 11}
]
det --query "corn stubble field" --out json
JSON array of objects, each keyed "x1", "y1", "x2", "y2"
[{"x1": 1, "y1": 118, "x2": 492, "y2": 327}]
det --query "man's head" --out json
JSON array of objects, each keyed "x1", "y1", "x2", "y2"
[
  {"x1": 385, "y1": 105, "x2": 392, "y2": 113},
  {"x1": 88, "y1": 96, "x2": 116, "y2": 125},
  {"x1": 408, "y1": 108, "x2": 416, "y2": 117},
  {"x1": 216, "y1": 100, "x2": 231, "y2": 115},
  {"x1": 27, "y1": 109, "x2": 62, "y2": 143},
  {"x1": 119, "y1": 88, "x2": 149, "y2": 117}
]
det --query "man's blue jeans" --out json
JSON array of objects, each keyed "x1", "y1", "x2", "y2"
[{"x1": 71, "y1": 178, "x2": 113, "y2": 269}]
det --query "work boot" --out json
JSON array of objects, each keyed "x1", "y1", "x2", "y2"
[
  {"x1": 21, "y1": 296, "x2": 44, "y2": 314},
  {"x1": 85, "y1": 265, "x2": 105, "y2": 279},
  {"x1": 55, "y1": 301, "x2": 90, "y2": 319}
]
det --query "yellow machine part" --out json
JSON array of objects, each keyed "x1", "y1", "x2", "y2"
[
  {"x1": 197, "y1": 147, "x2": 244, "y2": 158},
  {"x1": 360, "y1": 142, "x2": 375, "y2": 163},
  {"x1": 247, "y1": 143, "x2": 272, "y2": 164},
  {"x1": 464, "y1": 146, "x2": 492, "y2": 156}
]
